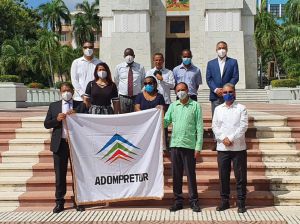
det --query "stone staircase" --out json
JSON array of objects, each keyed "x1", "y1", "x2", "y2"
[
  {"x1": 0, "y1": 110, "x2": 300, "y2": 211},
  {"x1": 170, "y1": 89, "x2": 269, "y2": 103}
]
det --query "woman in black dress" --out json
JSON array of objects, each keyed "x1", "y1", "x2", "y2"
[
  {"x1": 84, "y1": 62, "x2": 121, "y2": 114},
  {"x1": 134, "y1": 76, "x2": 165, "y2": 111}
]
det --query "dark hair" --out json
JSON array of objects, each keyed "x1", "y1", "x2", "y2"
[
  {"x1": 145, "y1": 76, "x2": 158, "y2": 92},
  {"x1": 60, "y1": 82, "x2": 73, "y2": 91},
  {"x1": 93, "y1": 62, "x2": 113, "y2": 85},
  {"x1": 153, "y1": 53, "x2": 164, "y2": 59},
  {"x1": 182, "y1": 49, "x2": 192, "y2": 57},
  {"x1": 176, "y1": 82, "x2": 189, "y2": 90},
  {"x1": 216, "y1": 41, "x2": 228, "y2": 47},
  {"x1": 83, "y1": 41, "x2": 94, "y2": 47}
]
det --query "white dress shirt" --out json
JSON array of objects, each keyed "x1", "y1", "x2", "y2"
[
  {"x1": 114, "y1": 61, "x2": 145, "y2": 96},
  {"x1": 61, "y1": 100, "x2": 73, "y2": 139},
  {"x1": 146, "y1": 67, "x2": 175, "y2": 104},
  {"x1": 212, "y1": 102, "x2": 248, "y2": 151},
  {"x1": 218, "y1": 56, "x2": 226, "y2": 77},
  {"x1": 70, "y1": 56, "x2": 102, "y2": 101}
]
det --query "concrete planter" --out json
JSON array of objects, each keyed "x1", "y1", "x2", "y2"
[
  {"x1": 0, "y1": 82, "x2": 27, "y2": 109},
  {"x1": 267, "y1": 87, "x2": 300, "y2": 104}
]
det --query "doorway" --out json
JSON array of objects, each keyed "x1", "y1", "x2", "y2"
[{"x1": 165, "y1": 16, "x2": 190, "y2": 70}]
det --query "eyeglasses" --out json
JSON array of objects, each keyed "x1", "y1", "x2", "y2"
[
  {"x1": 83, "y1": 46, "x2": 93, "y2": 49},
  {"x1": 144, "y1": 82, "x2": 153, "y2": 85},
  {"x1": 223, "y1": 91, "x2": 234, "y2": 94}
]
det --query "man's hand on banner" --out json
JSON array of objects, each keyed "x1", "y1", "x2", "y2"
[
  {"x1": 57, "y1": 113, "x2": 66, "y2": 121},
  {"x1": 66, "y1": 109, "x2": 76, "y2": 115}
]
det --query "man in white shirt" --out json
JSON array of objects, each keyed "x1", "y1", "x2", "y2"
[
  {"x1": 71, "y1": 41, "x2": 102, "y2": 101},
  {"x1": 146, "y1": 53, "x2": 175, "y2": 148},
  {"x1": 212, "y1": 83, "x2": 248, "y2": 213},
  {"x1": 114, "y1": 48, "x2": 145, "y2": 113}
]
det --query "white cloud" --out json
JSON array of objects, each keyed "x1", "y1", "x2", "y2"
[{"x1": 63, "y1": 0, "x2": 95, "y2": 11}]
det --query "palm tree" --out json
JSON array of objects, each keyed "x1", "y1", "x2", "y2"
[
  {"x1": 39, "y1": 0, "x2": 70, "y2": 34},
  {"x1": 76, "y1": 0, "x2": 101, "y2": 31},
  {"x1": 73, "y1": 14, "x2": 94, "y2": 47},
  {"x1": 255, "y1": 0, "x2": 281, "y2": 85},
  {"x1": 56, "y1": 45, "x2": 76, "y2": 81},
  {"x1": 35, "y1": 30, "x2": 59, "y2": 86},
  {"x1": 284, "y1": 0, "x2": 300, "y2": 24}
]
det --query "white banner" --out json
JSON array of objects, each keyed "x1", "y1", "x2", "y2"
[{"x1": 66, "y1": 108, "x2": 164, "y2": 205}]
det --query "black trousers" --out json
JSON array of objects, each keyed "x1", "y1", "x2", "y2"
[
  {"x1": 53, "y1": 139, "x2": 70, "y2": 205},
  {"x1": 217, "y1": 150, "x2": 247, "y2": 201},
  {"x1": 171, "y1": 147, "x2": 198, "y2": 205}
]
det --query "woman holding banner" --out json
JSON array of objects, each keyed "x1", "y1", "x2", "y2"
[
  {"x1": 84, "y1": 62, "x2": 121, "y2": 114},
  {"x1": 134, "y1": 76, "x2": 165, "y2": 111}
]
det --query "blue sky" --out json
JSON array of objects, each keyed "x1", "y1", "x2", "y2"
[{"x1": 26, "y1": 0, "x2": 94, "y2": 11}]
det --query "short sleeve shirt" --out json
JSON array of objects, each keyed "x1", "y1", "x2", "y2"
[
  {"x1": 135, "y1": 92, "x2": 165, "y2": 110},
  {"x1": 85, "y1": 81, "x2": 118, "y2": 106}
]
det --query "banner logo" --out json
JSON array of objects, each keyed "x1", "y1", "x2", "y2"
[{"x1": 96, "y1": 134, "x2": 140, "y2": 164}]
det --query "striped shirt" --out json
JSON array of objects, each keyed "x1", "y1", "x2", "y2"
[{"x1": 164, "y1": 99, "x2": 204, "y2": 151}]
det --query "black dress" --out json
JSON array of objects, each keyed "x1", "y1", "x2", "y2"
[
  {"x1": 85, "y1": 80, "x2": 119, "y2": 114},
  {"x1": 134, "y1": 92, "x2": 165, "y2": 110}
]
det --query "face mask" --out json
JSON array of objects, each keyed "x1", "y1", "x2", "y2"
[
  {"x1": 182, "y1": 57, "x2": 192, "y2": 65},
  {"x1": 145, "y1": 84, "x2": 154, "y2": 93},
  {"x1": 84, "y1": 48, "x2": 93, "y2": 57},
  {"x1": 61, "y1": 91, "x2": 73, "y2": 102},
  {"x1": 217, "y1": 49, "x2": 227, "y2": 58},
  {"x1": 125, "y1": 55, "x2": 134, "y2": 64},
  {"x1": 97, "y1": 71, "x2": 107, "y2": 79},
  {"x1": 177, "y1": 91, "x2": 188, "y2": 100},
  {"x1": 223, "y1": 93, "x2": 235, "y2": 102}
]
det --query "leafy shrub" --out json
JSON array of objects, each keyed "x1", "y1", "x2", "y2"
[
  {"x1": 271, "y1": 79, "x2": 298, "y2": 88},
  {"x1": 0, "y1": 75, "x2": 19, "y2": 82},
  {"x1": 28, "y1": 82, "x2": 45, "y2": 89}
]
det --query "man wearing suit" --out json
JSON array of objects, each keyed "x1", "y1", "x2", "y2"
[
  {"x1": 206, "y1": 41, "x2": 239, "y2": 116},
  {"x1": 44, "y1": 82, "x2": 85, "y2": 213}
]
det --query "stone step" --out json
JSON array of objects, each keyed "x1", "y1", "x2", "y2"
[
  {"x1": 21, "y1": 117, "x2": 45, "y2": 128},
  {"x1": 30, "y1": 162, "x2": 266, "y2": 176},
  {"x1": 273, "y1": 191, "x2": 300, "y2": 205},
  {"x1": 0, "y1": 118, "x2": 22, "y2": 128},
  {"x1": 0, "y1": 177, "x2": 27, "y2": 192},
  {"x1": 269, "y1": 176, "x2": 300, "y2": 191},
  {"x1": 265, "y1": 162, "x2": 300, "y2": 176},
  {"x1": 18, "y1": 190, "x2": 274, "y2": 207},
  {"x1": 0, "y1": 139, "x2": 9, "y2": 152},
  {"x1": 0, "y1": 192, "x2": 22, "y2": 208},
  {"x1": 25, "y1": 175, "x2": 271, "y2": 192},
  {"x1": 8, "y1": 139, "x2": 46, "y2": 151},
  {"x1": 261, "y1": 150, "x2": 300, "y2": 162},
  {"x1": 287, "y1": 117, "x2": 300, "y2": 127},
  {"x1": 0, "y1": 128, "x2": 16, "y2": 139},
  {"x1": 256, "y1": 127, "x2": 293, "y2": 138},
  {"x1": 0, "y1": 151, "x2": 40, "y2": 163},
  {"x1": 15, "y1": 128, "x2": 51, "y2": 139},
  {"x1": 251, "y1": 115, "x2": 287, "y2": 127},
  {"x1": 0, "y1": 163, "x2": 34, "y2": 177}
]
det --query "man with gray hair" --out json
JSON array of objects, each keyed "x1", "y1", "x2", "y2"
[{"x1": 212, "y1": 83, "x2": 248, "y2": 213}]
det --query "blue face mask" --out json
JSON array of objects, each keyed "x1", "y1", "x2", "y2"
[
  {"x1": 145, "y1": 84, "x2": 154, "y2": 93},
  {"x1": 182, "y1": 57, "x2": 191, "y2": 65},
  {"x1": 223, "y1": 93, "x2": 235, "y2": 102}
]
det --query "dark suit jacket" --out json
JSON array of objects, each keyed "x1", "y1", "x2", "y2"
[
  {"x1": 206, "y1": 57, "x2": 239, "y2": 101},
  {"x1": 44, "y1": 100, "x2": 84, "y2": 153}
]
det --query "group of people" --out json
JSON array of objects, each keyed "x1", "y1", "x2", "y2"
[{"x1": 44, "y1": 40, "x2": 248, "y2": 215}]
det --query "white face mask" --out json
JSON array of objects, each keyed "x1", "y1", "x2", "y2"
[
  {"x1": 97, "y1": 71, "x2": 107, "y2": 79},
  {"x1": 84, "y1": 48, "x2": 93, "y2": 57},
  {"x1": 177, "y1": 91, "x2": 188, "y2": 100},
  {"x1": 217, "y1": 49, "x2": 227, "y2": 58},
  {"x1": 61, "y1": 91, "x2": 73, "y2": 102},
  {"x1": 125, "y1": 55, "x2": 134, "y2": 64}
]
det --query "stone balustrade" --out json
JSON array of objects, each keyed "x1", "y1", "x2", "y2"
[{"x1": 26, "y1": 88, "x2": 60, "y2": 107}]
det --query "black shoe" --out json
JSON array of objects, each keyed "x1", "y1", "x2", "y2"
[
  {"x1": 169, "y1": 204, "x2": 183, "y2": 212},
  {"x1": 237, "y1": 200, "x2": 246, "y2": 213},
  {"x1": 190, "y1": 202, "x2": 201, "y2": 212},
  {"x1": 216, "y1": 200, "x2": 230, "y2": 211},
  {"x1": 76, "y1": 205, "x2": 85, "y2": 212},
  {"x1": 53, "y1": 204, "x2": 64, "y2": 213}
]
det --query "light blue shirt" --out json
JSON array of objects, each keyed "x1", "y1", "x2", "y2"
[{"x1": 173, "y1": 63, "x2": 202, "y2": 96}]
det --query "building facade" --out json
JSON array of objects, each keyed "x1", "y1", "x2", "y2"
[
  {"x1": 257, "y1": 0, "x2": 287, "y2": 24},
  {"x1": 100, "y1": 0, "x2": 258, "y2": 89}
]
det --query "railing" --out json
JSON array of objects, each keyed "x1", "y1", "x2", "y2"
[{"x1": 27, "y1": 88, "x2": 60, "y2": 106}]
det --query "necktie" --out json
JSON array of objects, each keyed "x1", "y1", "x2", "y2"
[{"x1": 128, "y1": 66, "x2": 133, "y2": 97}]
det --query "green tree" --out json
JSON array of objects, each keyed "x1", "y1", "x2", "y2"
[
  {"x1": 39, "y1": 0, "x2": 70, "y2": 34},
  {"x1": 73, "y1": 14, "x2": 94, "y2": 47},
  {"x1": 0, "y1": 0, "x2": 40, "y2": 45},
  {"x1": 56, "y1": 45, "x2": 78, "y2": 81}
]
